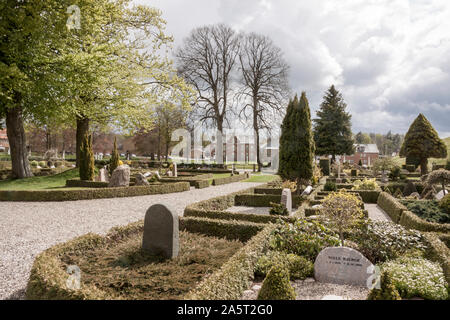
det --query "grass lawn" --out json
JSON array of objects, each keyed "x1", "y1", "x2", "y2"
[
  {"x1": 0, "y1": 168, "x2": 79, "y2": 190},
  {"x1": 244, "y1": 174, "x2": 278, "y2": 183},
  {"x1": 62, "y1": 231, "x2": 243, "y2": 300}
]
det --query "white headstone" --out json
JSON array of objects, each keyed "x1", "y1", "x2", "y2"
[
  {"x1": 302, "y1": 185, "x2": 313, "y2": 196},
  {"x1": 435, "y1": 190, "x2": 448, "y2": 201},
  {"x1": 281, "y1": 188, "x2": 292, "y2": 213},
  {"x1": 172, "y1": 163, "x2": 177, "y2": 177},
  {"x1": 314, "y1": 247, "x2": 374, "y2": 287}
]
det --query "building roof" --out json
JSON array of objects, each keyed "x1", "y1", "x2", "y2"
[{"x1": 354, "y1": 144, "x2": 379, "y2": 154}]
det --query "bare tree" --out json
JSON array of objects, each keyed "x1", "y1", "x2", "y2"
[
  {"x1": 238, "y1": 33, "x2": 290, "y2": 170},
  {"x1": 176, "y1": 24, "x2": 240, "y2": 164}
]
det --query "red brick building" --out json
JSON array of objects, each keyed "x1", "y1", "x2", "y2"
[
  {"x1": 342, "y1": 144, "x2": 379, "y2": 166},
  {"x1": 0, "y1": 129, "x2": 9, "y2": 152}
]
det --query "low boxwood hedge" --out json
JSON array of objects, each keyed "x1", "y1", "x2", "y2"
[
  {"x1": 0, "y1": 182, "x2": 190, "y2": 202},
  {"x1": 377, "y1": 192, "x2": 408, "y2": 223},
  {"x1": 185, "y1": 225, "x2": 275, "y2": 300},
  {"x1": 212, "y1": 174, "x2": 247, "y2": 185},
  {"x1": 350, "y1": 190, "x2": 380, "y2": 203},
  {"x1": 179, "y1": 216, "x2": 266, "y2": 242},
  {"x1": 422, "y1": 232, "x2": 450, "y2": 285},
  {"x1": 234, "y1": 194, "x2": 305, "y2": 207},
  {"x1": 65, "y1": 179, "x2": 109, "y2": 188},
  {"x1": 398, "y1": 210, "x2": 450, "y2": 233},
  {"x1": 26, "y1": 217, "x2": 272, "y2": 300},
  {"x1": 254, "y1": 188, "x2": 283, "y2": 195},
  {"x1": 194, "y1": 179, "x2": 210, "y2": 189}
]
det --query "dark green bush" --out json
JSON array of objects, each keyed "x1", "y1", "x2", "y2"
[
  {"x1": 367, "y1": 271, "x2": 401, "y2": 300},
  {"x1": 255, "y1": 251, "x2": 313, "y2": 280},
  {"x1": 257, "y1": 264, "x2": 296, "y2": 300},
  {"x1": 324, "y1": 181, "x2": 337, "y2": 192},
  {"x1": 319, "y1": 159, "x2": 330, "y2": 176},
  {"x1": 269, "y1": 202, "x2": 289, "y2": 216},
  {"x1": 400, "y1": 199, "x2": 449, "y2": 224},
  {"x1": 440, "y1": 194, "x2": 450, "y2": 215},
  {"x1": 403, "y1": 181, "x2": 417, "y2": 197}
]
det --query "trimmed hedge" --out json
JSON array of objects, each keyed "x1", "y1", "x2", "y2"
[
  {"x1": 185, "y1": 225, "x2": 276, "y2": 300},
  {"x1": 65, "y1": 179, "x2": 109, "y2": 188},
  {"x1": 194, "y1": 179, "x2": 210, "y2": 189},
  {"x1": 26, "y1": 217, "x2": 273, "y2": 300},
  {"x1": 377, "y1": 192, "x2": 408, "y2": 223},
  {"x1": 0, "y1": 182, "x2": 190, "y2": 202},
  {"x1": 184, "y1": 207, "x2": 295, "y2": 224},
  {"x1": 422, "y1": 232, "x2": 450, "y2": 285},
  {"x1": 254, "y1": 188, "x2": 283, "y2": 195},
  {"x1": 212, "y1": 174, "x2": 247, "y2": 185},
  {"x1": 179, "y1": 216, "x2": 266, "y2": 242},
  {"x1": 398, "y1": 210, "x2": 450, "y2": 233},
  {"x1": 350, "y1": 190, "x2": 380, "y2": 203},
  {"x1": 234, "y1": 194, "x2": 305, "y2": 207},
  {"x1": 436, "y1": 233, "x2": 450, "y2": 248}
]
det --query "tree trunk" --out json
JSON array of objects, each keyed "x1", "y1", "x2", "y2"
[
  {"x1": 76, "y1": 116, "x2": 90, "y2": 167},
  {"x1": 216, "y1": 119, "x2": 223, "y2": 165},
  {"x1": 420, "y1": 158, "x2": 428, "y2": 176},
  {"x1": 6, "y1": 105, "x2": 33, "y2": 178}
]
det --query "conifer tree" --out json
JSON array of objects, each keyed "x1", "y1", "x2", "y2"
[
  {"x1": 313, "y1": 85, "x2": 354, "y2": 161},
  {"x1": 278, "y1": 92, "x2": 315, "y2": 182},
  {"x1": 400, "y1": 114, "x2": 447, "y2": 175},
  {"x1": 79, "y1": 134, "x2": 95, "y2": 181},
  {"x1": 110, "y1": 137, "x2": 120, "y2": 175}
]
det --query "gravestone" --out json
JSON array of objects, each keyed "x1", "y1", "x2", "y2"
[
  {"x1": 96, "y1": 168, "x2": 107, "y2": 182},
  {"x1": 314, "y1": 247, "x2": 374, "y2": 287},
  {"x1": 108, "y1": 165, "x2": 130, "y2": 187},
  {"x1": 281, "y1": 188, "x2": 292, "y2": 213},
  {"x1": 135, "y1": 173, "x2": 149, "y2": 186},
  {"x1": 435, "y1": 189, "x2": 448, "y2": 201},
  {"x1": 172, "y1": 163, "x2": 177, "y2": 177},
  {"x1": 154, "y1": 171, "x2": 161, "y2": 180},
  {"x1": 142, "y1": 204, "x2": 179, "y2": 259},
  {"x1": 302, "y1": 185, "x2": 313, "y2": 196}
]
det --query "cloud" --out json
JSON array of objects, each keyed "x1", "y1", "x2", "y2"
[{"x1": 136, "y1": 0, "x2": 450, "y2": 137}]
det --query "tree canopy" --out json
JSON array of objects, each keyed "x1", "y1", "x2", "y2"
[
  {"x1": 313, "y1": 85, "x2": 354, "y2": 160},
  {"x1": 400, "y1": 113, "x2": 447, "y2": 175}
]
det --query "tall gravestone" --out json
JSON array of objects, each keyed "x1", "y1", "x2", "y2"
[
  {"x1": 281, "y1": 188, "x2": 292, "y2": 213},
  {"x1": 314, "y1": 247, "x2": 374, "y2": 287},
  {"x1": 142, "y1": 204, "x2": 179, "y2": 259},
  {"x1": 172, "y1": 163, "x2": 177, "y2": 177}
]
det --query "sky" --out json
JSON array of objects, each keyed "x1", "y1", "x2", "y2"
[{"x1": 135, "y1": 0, "x2": 450, "y2": 138}]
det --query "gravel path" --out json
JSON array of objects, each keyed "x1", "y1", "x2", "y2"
[
  {"x1": 365, "y1": 204, "x2": 392, "y2": 222},
  {"x1": 0, "y1": 182, "x2": 263, "y2": 300},
  {"x1": 242, "y1": 278, "x2": 369, "y2": 300}
]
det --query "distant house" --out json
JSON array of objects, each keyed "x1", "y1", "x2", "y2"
[
  {"x1": 0, "y1": 129, "x2": 9, "y2": 152},
  {"x1": 342, "y1": 144, "x2": 379, "y2": 166}
]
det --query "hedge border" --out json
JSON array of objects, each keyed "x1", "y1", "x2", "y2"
[
  {"x1": 377, "y1": 192, "x2": 408, "y2": 223},
  {"x1": 422, "y1": 232, "x2": 450, "y2": 285},
  {"x1": 65, "y1": 179, "x2": 109, "y2": 188},
  {"x1": 212, "y1": 174, "x2": 247, "y2": 186},
  {"x1": 0, "y1": 182, "x2": 190, "y2": 202},
  {"x1": 185, "y1": 224, "x2": 276, "y2": 300},
  {"x1": 26, "y1": 217, "x2": 271, "y2": 300},
  {"x1": 234, "y1": 194, "x2": 305, "y2": 208},
  {"x1": 377, "y1": 192, "x2": 450, "y2": 233}
]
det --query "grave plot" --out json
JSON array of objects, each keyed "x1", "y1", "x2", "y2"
[
  {"x1": 184, "y1": 183, "x2": 308, "y2": 224},
  {"x1": 27, "y1": 204, "x2": 266, "y2": 300}
]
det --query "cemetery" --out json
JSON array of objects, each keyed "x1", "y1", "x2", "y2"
[{"x1": 1, "y1": 0, "x2": 449, "y2": 305}]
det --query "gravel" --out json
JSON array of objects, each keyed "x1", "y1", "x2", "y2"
[
  {"x1": 365, "y1": 204, "x2": 392, "y2": 222},
  {"x1": 0, "y1": 181, "x2": 263, "y2": 300},
  {"x1": 242, "y1": 278, "x2": 369, "y2": 300}
]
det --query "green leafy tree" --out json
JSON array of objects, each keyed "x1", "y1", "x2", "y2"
[
  {"x1": 313, "y1": 85, "x2": 354, "y2": 161},
  {"x1": 110, "y1": 137, "x2": 120, "y2": 175},
  {"x1": 400, "y1": 114, "x2": 447, "y2": 175},
  {"x1": 79, "y1": 134, "x2": 95, "y2": 181},
  {"x1": 355, "y1": 131, "x2": 371, "y2": 144},
  {"x1": 278, "y1": 92, "x2": 315, "y2": 182}
]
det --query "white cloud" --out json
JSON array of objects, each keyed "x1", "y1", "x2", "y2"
[{"x1": 135, "y1": 0, "x2": 450, "y2": 137}]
